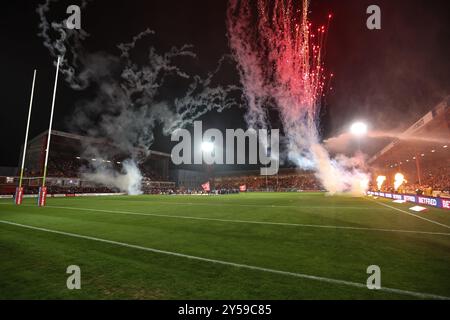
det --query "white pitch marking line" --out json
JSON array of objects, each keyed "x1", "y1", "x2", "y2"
[
  {"x1": 106, "y1": 200, "x2": 389, "y2": 211},
  {"x1": 366, "y1": 198, "x2": 450, "y2": 230},
  {"x1": 0, "y1": 200, "x2": 391, "y2": 211},
  {"x1": 3, "y1": 203, "x2": 450, "y2": 237},
  {"x1": 0, "y1": 219, "x2": 448, "y2": 300}
]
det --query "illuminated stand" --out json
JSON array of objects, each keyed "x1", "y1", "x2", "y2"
[
  {"x1": 15, "y1": 70, "x2": 37, "y2": 205},
  {"x1": 38, "y1": 56, "x2": 61, "y2": 207}
]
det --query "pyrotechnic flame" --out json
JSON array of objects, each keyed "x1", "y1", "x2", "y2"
[
  {"x1": 376, "y1": 175, "x2": 386, "y2": 190},
  {"x1": 394, "y1": 173, "x2": 406, "y2": 191}
]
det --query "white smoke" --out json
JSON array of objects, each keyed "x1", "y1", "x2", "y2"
[
  {"x1": 82, "y1": 159, "x2": 143, "y2": 195},
  {"x1": 37, "y1": 1, "x2": 239, "y2": 194},
  {"x1": 37, "y1": 0, "x2": 91, "y2": 90},
  {"x1": 311, "y1": 144, "x2": 370, "y2": 195}
]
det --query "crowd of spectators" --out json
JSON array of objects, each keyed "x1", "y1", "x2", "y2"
[
  {"x1": 420, "y1": 165, "x2": 450, "y2": 192},
  {"x1": 0, "y1": 185, "x2": 117, "y2": 196},
  {"x1": 43, "y1": 158, "x2": 167, "y2": 181},
  {"x1": 47, "y1": 158, "x2": 80, "y2": 177},
  {"x1": 414, "y1": 163, "x2": 449, "y2": 196},
  {"x1": 0, "y1": 156, "x2": 170, "y2": 195},
  {"x1": 212, "y1": 172, "x2": 321, "y2": 192},
  {"x1": 372, "y1": 163, "x2": 450, "y2": 197},
  {"x1": 141, "y1": 167, "x2": 165, "y2": 181},
  {"x1": 5, "y1": 155, "x2": 450, "y2": 196},
  {"x1": 170, "y1": 188, "x2": 240, "y2": 195}
]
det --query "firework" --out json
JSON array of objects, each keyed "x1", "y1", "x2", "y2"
[
  {"x1": 228, "y1": 0, "x2": 369, "y2": 195},
  {"x1": 227, "y1": 0, "x2": 330, "y2": 134}
]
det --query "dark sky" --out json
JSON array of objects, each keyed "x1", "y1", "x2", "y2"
[{"x1": 1, "y1": 0, "x2": 449, "y2": 167}]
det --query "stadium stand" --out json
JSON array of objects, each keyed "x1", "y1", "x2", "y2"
[
  {"x1": 2, "y1": 98, "x2": 448, "y2": 197},
  {"x1": 212, "y1": 169, "x2": 321, "y2": 192},
  {"x1": 369, "y1": 97, "x2": 450, "y2": 197},
  {"x1": 0, "y1": 130, "x2": 174, "y2": 195}
]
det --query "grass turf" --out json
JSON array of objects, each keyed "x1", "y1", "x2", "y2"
[{"x1": 0, "y1": 192, "x2": 449, "y2": 299}]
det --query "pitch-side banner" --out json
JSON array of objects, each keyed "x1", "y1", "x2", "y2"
[{"x1": 367, "y1": 191, "x2": 450, "y2": 210}]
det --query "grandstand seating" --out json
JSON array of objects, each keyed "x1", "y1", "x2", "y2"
[{"x1": 212, "y1": 170, "x2": 321, "y2": 192}]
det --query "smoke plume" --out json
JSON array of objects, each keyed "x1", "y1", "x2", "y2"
[
  {"x1": 37, "y1": 0, "x2": 238, "y2": 194},
  {"x1": 227, "y1": 0, "x2": 370, "y2": 194},
  {"x1": 82, "y1": 160, "x2": 143, "y2": 195}
]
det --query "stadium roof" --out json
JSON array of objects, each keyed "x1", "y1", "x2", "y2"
[
  {"x1": 369, "y1": 97, "x2": 450, "y2": 167},
  {"x1": 28, "y1": 130, "x2": 171, "y2": 158}
]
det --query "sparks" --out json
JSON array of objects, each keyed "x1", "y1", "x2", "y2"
[
  {"x1": 227, "y1": 1, "x2": 369, "y2": 195},
  {"x1": 227, "y1": 0, "x2": 330, "y2": 130}
]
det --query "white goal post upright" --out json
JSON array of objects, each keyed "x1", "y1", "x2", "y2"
[
  {"x1": 15, "y1": 70, "x2": 37, "y2": 205},
  {"x1": 38, "y1": 56, "x2": 61, "y2": 207}
]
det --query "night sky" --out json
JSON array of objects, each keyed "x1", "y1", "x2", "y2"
[{"x1": 1, "y1": 0, "x2": 449, "y2": 167}]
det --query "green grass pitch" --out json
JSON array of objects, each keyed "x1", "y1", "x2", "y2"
[{"x1": 0, "y1": 192, "x2": 449, "y2": 299}]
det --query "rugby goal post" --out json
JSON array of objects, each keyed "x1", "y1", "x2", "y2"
[{"x1": 15, "y1": 70, "x2": 36, "y2": 205}]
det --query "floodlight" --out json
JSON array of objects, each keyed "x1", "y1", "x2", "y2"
[
  {"x1": 350, "y1": 122, "x2": 368, "y2": 136},
  {"x1": 201, "y1": 141, "x2": 214, "y2": 153}
]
